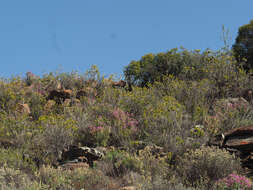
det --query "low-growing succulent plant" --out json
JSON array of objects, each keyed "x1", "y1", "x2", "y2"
[{"x1": 214, "y1": 173, "x2": 253, "y2": 190}]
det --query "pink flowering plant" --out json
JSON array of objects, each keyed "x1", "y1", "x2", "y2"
[
  {"x1": 205, "y1": 98, "x2": 252, "y2": 135},
  {"x1": 87, "y1": 107, "x2": 139, "y2": 146},
  {"x1": 88, "y1": 116, "x2": 111, "y2": 147},
  {"x1": 110, "y1": 107, "x2": 138, "y2": 142},
  {"x1": 214, "y1": 174, "x2": 253, "y2": 190},
  {"x1": 112, "y1": 108, "x2": 138, "y2": 131},
  {"x1": 88, "y1": 124, "x2": 110, "y2": 147}
]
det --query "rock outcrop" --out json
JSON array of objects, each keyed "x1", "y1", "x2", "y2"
[
  {"x1": 208, "y1": 125, "x2": 253, "y2": 169},
  {"x1": 47, "y1": 89, "x2": 72, "y2": 104},
  {"x1": 112, "y1": 80, "x2": 126, "y2": 88},
  {"x1": 58, "y1": 146, "x2": 104, "y2": 169},
  {"x1": 16, "y1": 103, "x2": 31, "y2": 115}
]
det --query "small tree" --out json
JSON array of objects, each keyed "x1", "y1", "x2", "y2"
[
  {"x1": 233, "y1": 20, "x2": 253, "y2": 72},
  {"x1": 124, "y1": 48, "x2": 187, "y2": 87}
]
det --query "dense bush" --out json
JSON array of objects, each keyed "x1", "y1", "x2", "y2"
[
  {"x1": 206, "y1": 98, "x2": 253, "y2": 134},
  {"x1": 124, "y1": 48, "x2": 221, "y2": 87},
  {"x1": 98, "y1": 150, "x2": 142, "y2": 177},
  {"x1": 37, "y1": 165, "x2": 117, "y2": 190},
  {"x1": 0, "y1": 78, "x2": 25, "y2": 115},
  {"x1": 233, "y1": 19, "x2": 253, "y2": 72},
  {"x1": 124, "y1": 49, "x2": 185, "y2": 87},
  {"x1": 176, "y1": 146, "x2": 242, "y2": 188},
  {"x1": 32, "y1": 115, "x2": 77, "y2": 165},
  {"x1": 0, "y1": 165, "x2": 45, "y2": 189}
]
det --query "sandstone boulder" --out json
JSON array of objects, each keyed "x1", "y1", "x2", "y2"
[
  {"x1": 47, "y1": 89, "x2": 72, "y2": 104},
  {"x1": 112, "y1": 80, "x2": 126, "y2": 88},
  {"x1": 59, "y1": 146, "x2": 104, "y2": 167},
  {"x1": 208, "y1": 125, "x2": 253, "y2": 169},
  {"x1": 16, "y1": 103, "x2": 31, "y2": 115},
  {"x1": 222, "y1": 126, "x2": 253, "y2": 152}
]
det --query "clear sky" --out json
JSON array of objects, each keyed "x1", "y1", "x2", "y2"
[{"x1": 0, "y1": 0, "x2": 252, "y2": 78}]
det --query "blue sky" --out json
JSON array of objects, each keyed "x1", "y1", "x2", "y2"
[{"x1": 0, "y1": 0, "x2": 252, "y2": 79}]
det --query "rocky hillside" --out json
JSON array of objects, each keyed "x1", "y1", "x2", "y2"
[{"x1": 1, "y1": 58, "x2": 253, "y2": 189}]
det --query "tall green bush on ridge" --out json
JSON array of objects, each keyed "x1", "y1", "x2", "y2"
[
  {"x1": 124, "y1": 47, "x2": 251, "y2": 98},
  {"x1": 124, "y1": 48, "x2": 221, "y2": 87},
  {"x1": 233, "y1": 19, "x2": 253, "y2": 72},
  {"x1": 124, "y1": 48, "x2": 184, "y2": 87}
]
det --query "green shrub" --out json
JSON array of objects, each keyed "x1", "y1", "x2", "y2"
[
  {"x1": 0, "y1": 113, "x2": 32, "y2": 140},
  {"x1": 38, "y1": 165, "x2": 119, "y2": 190},
  {"x1": 98, "y1": 150, "x2": 142, "y2": 177},
  {"x1": 67, "y1": 168, "x2": 114, "y2": 190},
  {"x1": 138, "y1": 146, "x2": 171, "y2": 180},
  {"x1": 98, "y1": 85, "x2": 124, "y2": 107},
  {"x1": 36, "y1": 165, "x2": 72, "y2": 189},
  {"x1": 56, "y1": 72, "x2": 80, "y2": 90},
  {"x1": 0, "y1": 79, "x2": 24, "y2": 114},
  {"x1": 28, "y1": 92, "x2": 46, "y2": 120},
  {"x1": 78, "y1": 102, "x2": 113, "y2": 147},
  {"x1": 124, "y1": 48, "x2": 211, "y2": 87},
  {"x1": 65, "y1": 107, "x2": 96, "y2": 147},
  {"x1": 180, "y1": 50, "x2": 251, "y2": 99},
  {"x1": 0, "y1": 148, "x2": 37, "y2": 174},
  {"x1": 108, "y1": 107, "x2": 139, "y2": 146},
  {"x1": 74, "y1": 99, "x2": 139, "y2": 147},
  {"x1": 176, "y1": 146, "x2": 242, "y2": 188},
  {"x1": 119, "y1": 86, "x2": 185, "y2": 142},
  {"x1": 119, "y1": 86, "x2": 154, "y2": 118},
  {"x1": 142, "y1": 181, "x2": 198, "y2": 190},
  {"x1": 0, "y1": 165, "x2": 46, "y2": 190},
  {"x1": 205, "y1": 99, "x2": 253, "y2": 135},
  {"x1": 33, "y1": 115, "x2": 77, "y2": 164},
  {"x1": 153, "y1": 76, "x2": 211, "y2": 121}
]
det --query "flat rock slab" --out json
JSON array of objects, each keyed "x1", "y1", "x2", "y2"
[
  {"x1": 225, "y1": 136, "x2": 253, "y2": 152},
  {"x1": 61, "y1": 146, "x2": 104, "y2": 160},
  {"x1": 58, "y1": 146, "x2": 104, "y2": 167},
  {"x1": 224, "y1": 126, "x2": 253, "y2": 138},
  {"x1": 208, "y1": 125, "x2": 253, "y2": 170},
  {"x1": 209, "y1": 126, "x2": 253, "y2": 150}
]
